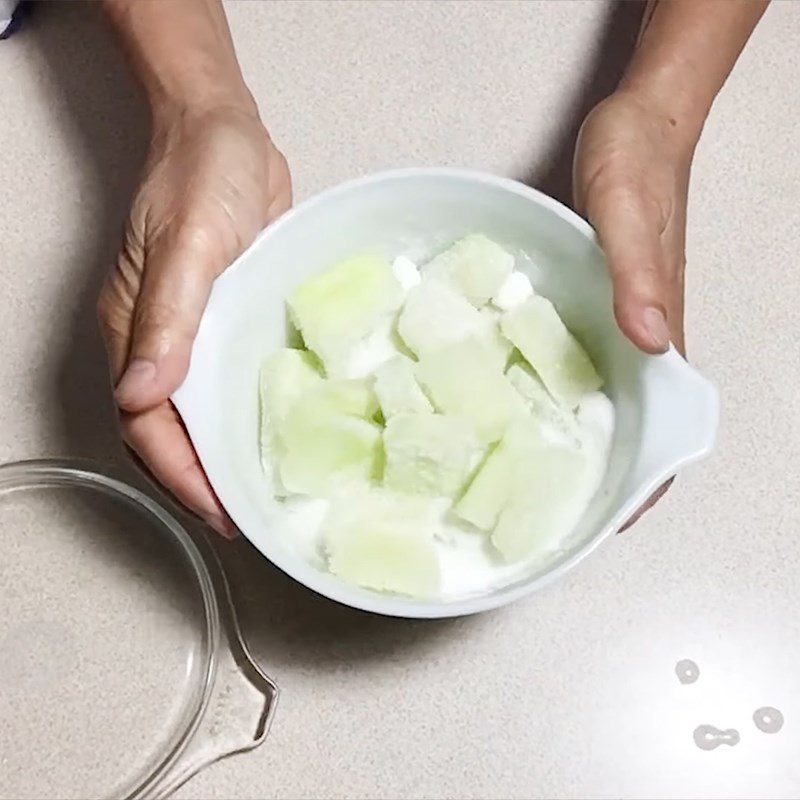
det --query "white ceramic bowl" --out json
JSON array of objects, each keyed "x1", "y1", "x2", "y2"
[{"x1": 173, "y1": 168, "x2": 718, "y2": 619}]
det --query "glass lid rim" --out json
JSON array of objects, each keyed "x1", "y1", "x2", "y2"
[{"x1": 0, "y1": 457, "x2": 222, "y2": 799}]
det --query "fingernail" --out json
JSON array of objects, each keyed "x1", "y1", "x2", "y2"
[
  {"x1": 115, "y1": 359, "x2": 157, "y2": 406},
  {"x1": 203, "y1": 513, "x2": 239, "y2": 541},
  {"x1": 643, "y1": 307, "x2": 670, "y2": 352}
]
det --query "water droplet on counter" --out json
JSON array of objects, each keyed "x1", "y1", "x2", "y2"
[
  {"x1": 753, "y1": 706, "x2": 784, "y2": 734},
  {"x1": 675, "y1": 658, "x2": 700, "y2": 684},
  {"x1": 693, "y1": 725, "x2": 740, "y2": 751}
]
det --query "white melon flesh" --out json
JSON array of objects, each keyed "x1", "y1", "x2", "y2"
[
  {"x1": 397, "y1": 279, "x2": 486, "y2": 359},
  {"x1": 276, "y1": 400, "x2": 382, "y2": 496},
  {"x1": 287, "y1": 253, "x2": 404, "y2": 377},
  {"x1": 373, "y1": 356, "x2": 433, "y2": 419},
  {"x1": 491, "y1": 270, "x2": 534, "y2": 311},
  {"x1": 391, "y1": 255, "x2": 422, "y2": 292},
  {"x1": 383, "y1": 413, "x2": 480, "y2": 497},
  {"x1": 500, "y1": 296, "x2": 602, "y2": 409},
  {"x1": 423, "y1": 234, "x2": 514, "y2": 307},
  {"x1": 415, "y1": 338, "x2": 526, "y2": 444},
  {"x1": 492, "y1": 444, "x2": 591, "y2": 562},
  {"x1": 323, "y1": 488, "x2": 441, "y2": 597}
]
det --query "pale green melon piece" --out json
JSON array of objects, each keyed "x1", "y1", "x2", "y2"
[
  {"x1": 480, "y1": 306, "x2": 515, "y2": 370},
  {"x1": 306, "y1": 377, "x2": 379, "y2": 420},
  {"x1": 323, "y1": 488, "x2": 441, "y2": 597},
  {"x1": 259, "y1": 349, "x2": 323, "y2": 465},
  {"x1": 373, "y1": 356, "x2": 433, "y2": 419},
  {"x1": 423, "y1": 234, "x2": 514, "y2": 307},
  {"x1": 397, "y1": 279, "x2": 486, "y2": 359},
  {"x1": 453, "y1": 416, "x2": 544, "y2": 531},
  {"x1": 505, "y1": 361, "x2": 579, "y2": 440},
  {"x1": 276, "y1": 400, "x2": 382, "y2": 496},
  {"x1": 492, "y1": 444, "x2": 590, "y2": 562},
  {"x1": 287, "y1": 253, "x2": 404, "y2": 377},
  {"x1": 259, "y1": 349, "x2": 322, "y2": 423},
  {"x1": 415, "y1": 338, "x2": 527, "y2": 444},
  {"x1": 383, "y1": 413, "x2": 481, "y2": 497},
  {"x1": 456, "y1": 414, "x2": 592, "y2": 558},
  {"x1": 453, "y1": 442, "x2": 516, "y2": 531},
  {"x1": 500, "y1": 296, "x2": 602, "y2": 409}
]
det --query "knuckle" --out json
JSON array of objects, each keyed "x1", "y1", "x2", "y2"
[
  {"x1": 610, "y1": 258, "x2": 663, "y2": 292},
  {"x1": 132, "y1": 295, "x2": 183, "y2": 341},
  {"x1": 169, "y1": 212, "x2": 227, "y2": 261},
  {"x1": 115, "y1": 244, "x2": 145, "y2": 298},
  {"x1": 98, "y1": 244, "x2": 142, "y2": 331},
  {"x1": 96, "y1": 278, "x2": 129, "y2": 337},
  {"x1": 173, "y1": 219, "x2": 213, "y2": 254},
  {"x1": 585, "y1": 160, "x2": 637, "y2": 202},
  {"x1": 154, "y1": 219, "x2": 227, "y2": 282}
]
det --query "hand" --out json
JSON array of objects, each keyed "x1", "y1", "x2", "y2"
[
  {"x1": 98, "y1": 104, "x2": 292, "y2": 536},
  {"x1": 573, "y1": 89, "x2": 694, "y2": 527},
  {"x1": 574, "y1": 89, "x2": 692, "y2": 354}
]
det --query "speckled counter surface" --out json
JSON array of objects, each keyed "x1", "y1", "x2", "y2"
[{"x1": 1, "y1": 2, "x2": 799, "y2": 798}]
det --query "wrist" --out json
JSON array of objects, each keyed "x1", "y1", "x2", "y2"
[
  {"x1": 102, "y1": 0, "x2": 259, "y2": 132},
  {"x1": 149, "y1": 74, "x2": 259, "y2": 132},
  {"x1": 616, "y1": 0, "x2": 767, "y2": 158},
  {"x1": 616, "y1": 70, "x2": 707, "y2": 159}
]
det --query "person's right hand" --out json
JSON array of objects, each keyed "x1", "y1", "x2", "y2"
[{"x1": 98, "y1": 102, "x2": 291, "y2": 537}]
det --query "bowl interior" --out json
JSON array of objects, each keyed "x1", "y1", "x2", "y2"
[{"x1": 174, "y1": 170, "x2": 648, "y2": 617}]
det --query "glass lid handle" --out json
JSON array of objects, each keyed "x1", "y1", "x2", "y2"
[{"x1": 148, "y1": 558, "x2": 278, "y2": 799}]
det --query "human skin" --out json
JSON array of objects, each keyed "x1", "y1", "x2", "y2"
[
  {"x1": 573, "y1": 0, "x2": 767, "y2": 526},
  {"x1": 575, "y1": 0, "x2": 768, "y2": 357},
  {"x1": 97, "y1": 0, "x2": 766, "y2": 536},
  {"x1": 97, "y1": 0, "x2": 291, "y2": 536}
]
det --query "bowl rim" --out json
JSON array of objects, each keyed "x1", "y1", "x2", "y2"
[
  {"x1": 177, "y1": 167, "x2": 697, "y2": 619},
  {"x1": 217, "y1": 167, "x2": 600, "y2": 290}
]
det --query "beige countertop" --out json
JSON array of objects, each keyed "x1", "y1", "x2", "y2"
[{"x1": 1, "y1": 2, "x2": 799, "y2": 798}]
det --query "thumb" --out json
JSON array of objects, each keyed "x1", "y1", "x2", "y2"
[
  {"x1": 587, "y1": 186, "x2": 671, "y2": 355},
  {"x1": 114, "y1": 227, "x2": 224, "y2": 412}
]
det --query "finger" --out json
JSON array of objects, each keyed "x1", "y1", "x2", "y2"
[
  {"x1": 122, "y1": 401, "x2": 238, "y2": 539},
  {"x1": 97, "y1": 243, "x2": 144, "y2": 383},
  {"x1": 114, "y1": 224, "x2": 226, "y2": 413},
  {"x1": 98, "y1": 278, "x2": 133, "y2": 385},
  {"x1": 588, "y1": 185, "x2": 671, "y2": 355},
  {"x1": 618, "y1": 477, "x2": 675, "y2": 533},
  {"x1": 101, "y1": 270, "x2": 236, "y2": 539},
  {"x1": 663, "y1": 268, "x2": 686, "y2": 356}
]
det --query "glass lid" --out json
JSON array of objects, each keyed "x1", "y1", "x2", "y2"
[{"x1": 0, "y1": 460, "x2": 219, "y2": 800}]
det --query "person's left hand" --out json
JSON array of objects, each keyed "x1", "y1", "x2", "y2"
[{"x1": 573, "y1": 88, "x2": 696, "y2": 527}]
